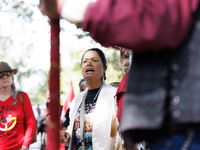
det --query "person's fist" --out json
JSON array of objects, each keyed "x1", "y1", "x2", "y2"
[
  {"x1": 40, "y1": 109, "x2": 49, "y2": 119},
  {"x1": 60, "y1": 129, "x2": 70, "y2": 145},
  {"x1": 39, "y1": 0, "x2": 60, "y2": 20}
]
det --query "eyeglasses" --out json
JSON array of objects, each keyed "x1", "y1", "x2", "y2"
[{"x1": 0, "y1": 72, "x2": 11, "y2": 78}]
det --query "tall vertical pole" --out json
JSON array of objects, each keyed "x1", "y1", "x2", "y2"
[{"x1": 47, "y1": 19, "x2": 60, "y2": 150}]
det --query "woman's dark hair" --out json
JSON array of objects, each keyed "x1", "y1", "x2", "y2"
[{"x1": 81, "y1": 48, "x2": 107, "y2": 80}]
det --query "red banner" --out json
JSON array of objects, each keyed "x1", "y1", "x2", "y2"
[{"x1": 60, "y1": 80, "x2": 75, "y2": 122}]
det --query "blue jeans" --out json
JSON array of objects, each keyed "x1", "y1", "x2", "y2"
[{"x1": 149, "y1": 130, "x2": 200, "y2": 150}]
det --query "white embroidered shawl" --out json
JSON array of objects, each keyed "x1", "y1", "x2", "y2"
[{"x1": 66, "y1": 83, "x2": 117, "y2": 150}]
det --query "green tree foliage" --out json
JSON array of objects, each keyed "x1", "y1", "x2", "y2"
[
  {"x1": 0, "y1": 0, "x2": 48, "y2": 105},
  {"x1": 0, "y1": 0, "x2": 33, "y2": 22}
]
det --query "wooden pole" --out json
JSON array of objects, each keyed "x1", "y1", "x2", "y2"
[{"x1": 47, "y1": 19, "x2": 60, "y2": 150}]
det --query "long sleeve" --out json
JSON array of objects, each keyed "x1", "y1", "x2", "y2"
[
  {"x1": 115, "y1": 74, "x2": 128, "y2": 123},
  {"x1": 22, "y1": 92, "x2": 37, "y2": 148},
  {"x1": 82, "y1": 0, "x2": 199, "y2": 52}
]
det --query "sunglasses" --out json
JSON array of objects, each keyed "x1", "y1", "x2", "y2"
[{"x1": 0, "y1": 72, "x2": 12, "y2": 78}]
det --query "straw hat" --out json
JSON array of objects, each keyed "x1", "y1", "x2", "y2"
[{"x1": 0, "y1": 61, "x2": 18, "y2": 74}]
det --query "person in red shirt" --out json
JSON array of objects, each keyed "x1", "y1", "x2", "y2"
[{"x1": 0, "y1": 61, "x2": 36, "y2": 150}]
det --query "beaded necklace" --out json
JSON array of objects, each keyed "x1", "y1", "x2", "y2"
[{"x1": 85, "y1": 86, "x2": 102, "y2": 114}]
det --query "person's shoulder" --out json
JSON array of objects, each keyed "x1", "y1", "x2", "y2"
[
  {"x1": 18, "y1": 91, "x2": 33, "y2": 99},
  {"x1": 17, "y1": 90, "x2": 25, "y2": 93},
  {"x1": 103, "y1": 83, "x2": 117, "y2": 92},
  {"x1": 17, "y1": 90, "x2": 30, "y2": 100},
  {"x1": 75, "y1": 90, "x2": 86, "y2": 99},
  {"x1": 70, "y1": 91, "x2": 86, "y2": 108}
]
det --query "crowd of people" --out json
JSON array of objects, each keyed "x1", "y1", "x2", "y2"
[
  {"x1": 0, "y1": 46, "x2": 135, "y2": 150},
  {"x1": 0, "y1": 47, "x2": 133, "y2": 150},
  {"x1": 1, "y1": 0, "x2": 200, "y2": 150},
  {"x1": 40, "y1": 0, "x2": 200, "y2": 149}
]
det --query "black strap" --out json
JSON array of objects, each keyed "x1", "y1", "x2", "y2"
[
  {"x1": 36, "y1": 104, "x2": 41, "y2": 116},
  {"x1": 18, "y1": 91, "x2": 23, "y2": 105},
  {"x1": 80, "y1": 91, "x2": 87, "y2": 150}
]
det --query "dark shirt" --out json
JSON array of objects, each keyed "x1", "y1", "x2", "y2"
[{"x1": 62, "y1": 88, "x2": 100, "y2": 128}]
